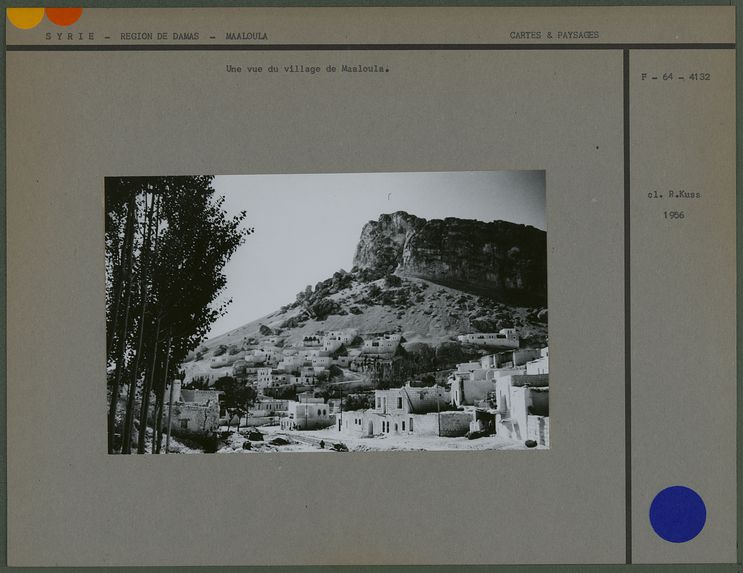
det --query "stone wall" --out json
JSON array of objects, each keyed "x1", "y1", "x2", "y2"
[
  {"x1": 527, "y1": 415, "x2": 550, "y2": 447},
  {"x1": 164, "y1": 401, "x2": 219, "y2": 436},
  {"x1": 438, "y1": 411, "x2": 472, "y2": 437}
]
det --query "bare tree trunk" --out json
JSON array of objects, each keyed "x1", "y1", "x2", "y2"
[
  {"x1": 136, "y1": 194, "x2": 164, "y2": 454},
  {"x1": 137, "y1": 316, "x2": 161, "y2": 453},
  {"x1": 165, "y1": 375, "x2": 176, "y2": 454},
  {"x1": 153, "y1": 334, "x2": 172, "y2": 454},
  {"x1": 151, "y1": 390, "x2": 163, "y2": 454},
  {"x1": 122, "y1": 193, "x2": 156, "y2": 453},
  {"x1": 107, "y1": 194, "x2": 137, "y2": 454}
]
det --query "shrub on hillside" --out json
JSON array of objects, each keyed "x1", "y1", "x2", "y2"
[
  {"x1": 356, "y1": 267, "x2": 384, "y2": 283},
  {"x1": 328, "y1": 364, "x2": 344, "y2": 380},
  {"x1": 384, "y1": 274, "x2": 403, "y2": 288},
  {"x1": 471, "y1": 319, "x2": 500, "y2": 332},
  {"x1": 367, "y1": 284, "x2": 382, "y2": 298},
  {"x1": 280, "y1": 315, "x2": 306, "y2": 329},
  {"x1": 309, "y1": 298, "x2": 341, "y2": 321}
]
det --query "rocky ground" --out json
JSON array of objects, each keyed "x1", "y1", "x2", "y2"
[{"x1": 215, "y1": 424, "x2": 535, "y2": 453}]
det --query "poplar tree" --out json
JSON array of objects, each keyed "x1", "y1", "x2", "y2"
[{"x1": 105, "y1": 176, "x2": 252, "y2": 454}]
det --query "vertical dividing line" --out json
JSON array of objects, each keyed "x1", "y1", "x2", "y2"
[{"x1": 623, "y1": 48, "x2": 632, "y2": 565}]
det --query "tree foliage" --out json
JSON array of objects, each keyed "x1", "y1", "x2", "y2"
[
  {"x1": 214, "y1": 376, "x2": 257, "y2": 432},
  {"x1": 342, "y1": 393, "x2": 374, "y2": 411},
  {"x1": 105, "y1": 176, "x2": 252, "y2": 453}
]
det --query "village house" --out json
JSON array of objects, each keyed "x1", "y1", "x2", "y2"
[
  {"x1": 180, "y1": 387, "x2": 223, "y2": 405},
  {"x1": 457, "y1": 361, "x2": 482, "y2": 374},
  {"x1": 311, "y1": 355, "x2": 333, "y2": 369},
  {"x1": 302, "y1": 335, "x2": 323, "y2": 347},
  {"x1": 350, "y1": 354, "x2": 393, "y2": 373},
  {"x1": 375, "y1": 384, "x2": 449, "y2": 415},
  {"x1": 322, "y1": 337, "x2": 344, "y2": 353},
  {"x1": 256, "y1": 367, "x2": 291, "y2": 390},
  {"x1": 325, "y1": 329, "x2": 357, "y2": 345},
  {"x1": 450, "y1": 375, "x2": 496, "y2": 408},
  {"x1": 494, "y1": 347, "x2": 541, "y2": 368},
  {"x1": 182, "y1": 370, "x2": 225, "y2": 386},
  {"x1": 258, "y1": 347, "x2": 283, "y2": 365},
  {"x1": 277, "y1": 355, "x2": 304, "y2": 373},
  {"x1": 322, "y1": 329, "x2": 358, "y2": 353},
  {"x1": 449, "y1": 352, "x2": 536, "y2": 407},
  {"x1": 161, "y1": 380, "x2": 221, "y2": 437},
  {"x1": 299, "y1": 366, "x2": 317, "y2": 377},
  {"x1": 280, "y1": 399, "x2": 333, "y2": 430},
  {"x1": 230, "y1": 358, "x2": 254, "y2": 374},
  {"x1": 494, "y1": 373, "x2": 549, "y2": 446},
  {"x1": 457, "y1": 328, "x2": 520, "y2": 349},
  {"x1": 525, "y1": 347, "x2": 549, "y2": 375},
  {"x1": 256, "y1": 367, "x2": 272, "y2": 388},
  {"x1": 252, "y1": 396, "x2": 290, "y2": 417},
  {"x1": 296, "y1": 391, "x2": 324, "y2": 403},
  {"x1": 361, "y1": 333, "x2": 402, "y2": 355},
  {"x1": 450, "y1": 359, "x2": 490, "y2": 407},
  {"x1": 337, "y1": 384, "x2": 470, "y2": 438},
  {"x1": 290, "y1": 372, "x2": 317, "y2": 387},
  {"x1": 297, "y1": 348, "x2": 322, "y2": 360},
  {"x1": 448, "y1": 347, "x2": 550, "y2": 444},
  {"x1": 244, "y1": 349, "x2": 268, "y2": 365}
]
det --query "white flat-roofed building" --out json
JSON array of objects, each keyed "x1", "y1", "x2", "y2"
[
  {"x1": 361, "y1": 333, "x2": 401, "y2": 355},
  {"x1": 256, "y1": 368, "x2": 290, "y2": 390},
  {"x1": 277, "y1": 356, "x2": 304, "y2": 372},
  {"x1": 280, "y1": 400, "x2": 333, "y2": 430},
  {"x1": 457, "y1": 328, "x2": 519, "y2": 349},
  {"x1": 336, "y1": 384, "x2": 469, "y2": 438},
  {"x1": 525, "y1": 347, "x2": 549, "y2": 375},
  {"x1": 312, "y1": 355, "x2": 333, "y2": 368},
  {"x1": 495, "y1": 374, "x2": 549, "y2": 446},
  {"x1": 302, "y1": 335, "x2": 323, "y2": 347},
  {"x1": 252, "y1": 397, "x2": 290, "y2": 417}
]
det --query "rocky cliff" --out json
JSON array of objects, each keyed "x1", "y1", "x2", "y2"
[{"x1": 353, "y1": 211, "x2": 547, "y2": 305}]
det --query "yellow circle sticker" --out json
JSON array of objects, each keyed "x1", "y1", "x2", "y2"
[{"x1": 7, "y1": 7, "x2": 45, "y2": 30}]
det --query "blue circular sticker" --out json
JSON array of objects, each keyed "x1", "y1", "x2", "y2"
[{"x1": 649, "y1": 486, "x2": 706, "y2": 543}]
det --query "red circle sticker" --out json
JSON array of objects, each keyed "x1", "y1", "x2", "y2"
[{"x1": 46, "y1": 8, "x2": 83, "y2": 27}]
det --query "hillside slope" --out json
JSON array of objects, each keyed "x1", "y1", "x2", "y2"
[{"x1": 186, "y1": 211, "x2": 548, "y2": 376}]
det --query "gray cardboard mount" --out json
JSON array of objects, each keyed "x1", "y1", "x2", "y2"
[{"x1": 3, "y1": 4, "x2": 738, "y2": 569}]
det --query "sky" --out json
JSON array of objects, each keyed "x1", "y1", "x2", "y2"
[{"x1": 207, "y1": 171, "x2": 545, "y2": 338}]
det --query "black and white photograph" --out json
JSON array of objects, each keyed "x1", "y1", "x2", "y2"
[{"x1": 105, "y1": 171, "x2": 548, "y2": 454}]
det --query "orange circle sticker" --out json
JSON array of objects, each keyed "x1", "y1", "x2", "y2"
[
  {"x1": 46, "y1": 7, "x2": 83, "y2": 26},
  {"x1": 7, "y1": 7, "x2": 45, "y2": 29}
]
